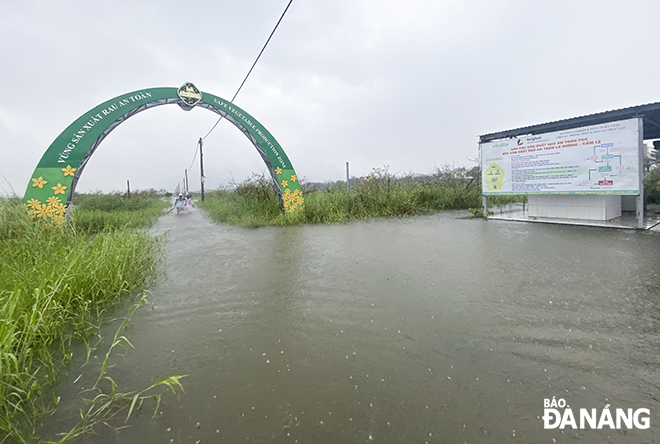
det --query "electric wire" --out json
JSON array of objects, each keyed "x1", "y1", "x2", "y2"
[
  {"x1": 183, "y1": 0, "x2": 293, "y2": 188},
  {"x1": 200, "y1": 0, "x2": 294, "y2": 141},
  {"x1": 187, "y1": 141, "x2": 199, "y2": 171}
]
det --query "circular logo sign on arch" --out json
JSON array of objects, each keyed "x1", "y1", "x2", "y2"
[{"x1": 177, "y1": 82, "x2": 202, "y2": 107}]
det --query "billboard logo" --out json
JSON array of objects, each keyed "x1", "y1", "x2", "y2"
[
  {"x1": 517, "y1": 138, "x2": 524, "y2": 146},
  {"x1": 178, "y1": 82, "x2": 202, "y2": 106},
  {"x1": 485, "y1": 162, "x2": 504, "y2": 191}
]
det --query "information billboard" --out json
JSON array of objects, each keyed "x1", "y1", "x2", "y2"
[{"x1": 481, "y1": 118, "x2": 641, "y2": 195}]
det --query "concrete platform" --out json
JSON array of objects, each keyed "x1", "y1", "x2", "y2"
[{"x1": 487, "y1": 203, "x2": 660, "y2": 231}]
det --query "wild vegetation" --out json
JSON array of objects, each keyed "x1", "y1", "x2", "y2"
[
  {"x1": 644, "y1": 167, "x2": 660, "y2": 204},
  {"x1": 199, "y1": 166, "x2": 524, "y2": 227},
  {"x1": 643, "y1": 143, "x2": 660, "y2": 204},
  {"x1": 69, "y1": 190, "x2": 168, "y2": 233},
  {"x1": 0, "y1": 193, "x2": 170, "y2": 443}
]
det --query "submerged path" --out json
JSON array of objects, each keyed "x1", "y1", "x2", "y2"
[{"x1": 44, "y1": 208, "x2": 660, "y2": 443}]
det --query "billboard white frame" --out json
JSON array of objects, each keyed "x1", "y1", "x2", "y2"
[{"x1": 480, "y1": 117, "x2": 642, "y2": 196}]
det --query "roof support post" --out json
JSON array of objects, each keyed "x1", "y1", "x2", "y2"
[{"x1": 637, "y1": 117, "x2": 645, "y2": 229}]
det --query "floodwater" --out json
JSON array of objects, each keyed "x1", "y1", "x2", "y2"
[{"x1": 40, "y1": 209, "x2": 660, "y2": 443}]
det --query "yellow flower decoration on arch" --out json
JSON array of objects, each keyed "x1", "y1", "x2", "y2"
[
  {"x1": 275, "y1": 167, "x2": 283, "y2": 175},
  {"x1": 52, "y1": 183, "x2": 67, "y2": 195},
  {"x1": 52, "y1": 203, "x2": 67, "y2": 216},
  {"x1": 61, "y1": 165, "x2": 77, "y2": 176},
  {"x1": 282, "y1": 188, "x2": 305, "y2": 214},
  {"x1": 33, "y1": 204, "x2": 49, "y2": 219},
  {"x1": 281, "y1": 180, "x2": 288, "y2": 188},
  {"x1": 23, "y1": 197, "x2": 68, "y2": 225},
  {"x1": 32, "y1": 177, "x2": 47, "y2": 188},
  {"x1": 290, "y1": 175, "x2": 297, "y2": 182}
]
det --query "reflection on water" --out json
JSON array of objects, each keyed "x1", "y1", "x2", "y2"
[{"x1": 40, "y1": 210, "x2": 660, "y2": 443}]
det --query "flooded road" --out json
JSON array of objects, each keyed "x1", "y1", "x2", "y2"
[{"x1": 43, "y1": 210, "x2": 660, "y2": 443}]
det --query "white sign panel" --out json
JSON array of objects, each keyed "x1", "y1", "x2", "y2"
[{"x1": 481, "y1": 118, "x2": 640, "y2": 195}]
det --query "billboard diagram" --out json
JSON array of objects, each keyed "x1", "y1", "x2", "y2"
[{"x1": 481, "y1": 118, "x2": 641, "y2": 195}]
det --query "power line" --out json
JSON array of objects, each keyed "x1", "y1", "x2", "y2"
[
  {"x1": 201, "y1": 0, "x2": 294, "y2": 141},
  {"x1": 187, "y1": 141, "x2": 199, "y2": 171},
  {"x1": 184, "y1": 0, "x2": 294, "y2": 189}
]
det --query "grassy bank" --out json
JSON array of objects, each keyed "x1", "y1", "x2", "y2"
[
  {"x1": 69, "y1": 191, "x2": 168, "y2": 233},
  {"x1": 0, "y1": 194, "x2": 165, "y2": 443},
  {"x1": 199, "y1": 167, "x2": 523, "y2": 227}
]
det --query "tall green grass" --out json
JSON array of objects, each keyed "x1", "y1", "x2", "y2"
[
  {"x1": 69, "y1": 192, "x2": 168, "y2": 233},
  {"x1": 197, "y1": 190, "x2": 282, "y2": 229},
  {"x1": 199, "y1": 167, "x2": 490, "y2": 227},
  {"x1": 0, "y1": 196, "x2": 164, "y2": 443}
]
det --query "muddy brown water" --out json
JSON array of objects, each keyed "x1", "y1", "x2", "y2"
[{"x1": 39, "y1": 209, "x2": 660, "y2": 443}]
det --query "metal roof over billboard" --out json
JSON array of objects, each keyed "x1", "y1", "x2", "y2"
[{"x1": 479, "y1": 102, "x2": 660, "y2": 143}]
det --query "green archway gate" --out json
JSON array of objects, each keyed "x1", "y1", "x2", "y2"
[{"x1": 23, "y1": 83, "x2": 304, "y2": 223}]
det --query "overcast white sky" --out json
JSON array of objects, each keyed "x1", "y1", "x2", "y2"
[{"x1": 2, "y1": 0, "x2": 660, "y2": 195}]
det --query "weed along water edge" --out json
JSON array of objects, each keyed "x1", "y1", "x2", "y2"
[
  {"x1": 0, "y1": 195, "x2": 169, "y2": 443},
  {"x1": 197, "y1": 167, "x2": 500, "y2": 227},
  {"x1": 36, "y1": 208, "x2": 660, "y2": 443}
]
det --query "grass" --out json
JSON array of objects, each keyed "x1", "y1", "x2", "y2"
[
  {"x1": 0, "y1": 193, "x2": 167, "y2": 443},
  {"x1": 199, "y1": 166, "x2": 524, "y2": 227},
  {"x1": 52, "y1": 315, "x2": 186, "y2": 443},
  {"x1": 69, "y1": 191, "x2": 168, "y2": 233}
]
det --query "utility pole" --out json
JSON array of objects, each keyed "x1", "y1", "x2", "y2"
[
  {"x1": 184, "y1": 169, "x2": 189, "y2": 194},
  {"x1": 199, "y1": 137, "x2": 205, "y2": 202},
  {"x1": 346, "y1": 162, "x2": 351, "y2": 213},
  {"x1": 126, "y1": 180, "x2": 131, "y2": 198}
]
